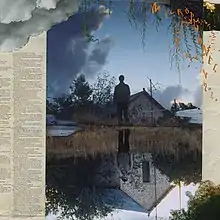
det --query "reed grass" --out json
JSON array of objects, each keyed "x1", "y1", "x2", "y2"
[{"x1": 47, "y1": 126, "x2": 202, "y2": 161}]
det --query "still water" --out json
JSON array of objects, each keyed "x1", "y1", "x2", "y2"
[{"x1": 46, "y1": 129, "x2": 201, "y2": 220}]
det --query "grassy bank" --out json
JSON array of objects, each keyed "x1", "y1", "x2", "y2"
[{"x1": 47, "y1": 126, "x2": 202, "y2": 160}]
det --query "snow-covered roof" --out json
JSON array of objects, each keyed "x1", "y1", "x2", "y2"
[
  {"x1": 47, "y1": 125, "x2": 82, "y2": 137},
  {"x1": 56, "y1": 120, "x2": 77, "y2": 126},
  {"x1": 175, "y1": 108, "x2": 202, "y2": 124}
]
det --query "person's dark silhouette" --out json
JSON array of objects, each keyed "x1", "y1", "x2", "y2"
[
  {"x1": 117, "y1": 129, "x2": 131, "y2": 182},
  {"x1": 113, "y1": 75, "x2": 130, "y2": 124},
  {"x1": 118, "y1": 129, "x2": 130, "y2": 153}
]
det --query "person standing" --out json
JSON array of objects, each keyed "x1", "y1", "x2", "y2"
[{"x1": 113, "y1": 75, "x2": 130, "y2": 124}]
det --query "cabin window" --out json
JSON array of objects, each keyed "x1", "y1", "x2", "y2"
[{"x1": 142, "y1": 161, "x2": 150, "y2": 182}]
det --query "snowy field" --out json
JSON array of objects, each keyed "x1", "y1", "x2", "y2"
[
  {"x1": 47, "y1": 125, "x2": 82, "y2": 137},
  {"x1": 175, "y1": 108, "x2": 202, "y2": 124}
]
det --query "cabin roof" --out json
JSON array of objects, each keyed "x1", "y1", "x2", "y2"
[{"x1": 129, "y1": 89, "x2": 167, "y2": 111}]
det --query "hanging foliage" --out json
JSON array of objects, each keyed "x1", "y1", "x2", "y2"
[
  {"x1": 77, "y1": 1, "x2": 220, "y2": 80},
  {"x1": 203, "y1": 2, "x2": 220, "y2": 31}
]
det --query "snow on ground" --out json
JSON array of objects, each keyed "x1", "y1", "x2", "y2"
[
  {"x1": 47, "y1": 125, "x2": 82, "y2": 137},
  {"x1": 56, "y1": 120, "x2": 78, "y2": 126},
  {"x1": 46, "y1": 184, "x2": 198, "y2": 220},
  {"x1": 175, "y1": 108, "x2": 202, "y2": 124}
]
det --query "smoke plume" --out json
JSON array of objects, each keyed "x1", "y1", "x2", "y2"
[{"x1": 154, "y1": 85, "x2": 202, "y2": 109}]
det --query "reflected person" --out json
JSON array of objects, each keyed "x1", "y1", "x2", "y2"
[
  {"x1": 117, "y1": 129, "x2": 131, "y2": 182},
  {"x1": 113, "y1": 75, "x2": 131, "y2": 125}
]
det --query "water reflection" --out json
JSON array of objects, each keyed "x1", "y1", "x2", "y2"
[
  {"x1": 117, "y1": 129, "x2": 131, "y2": 182},
  {"x1": 46, "y1": 128, "x2": 201, "y2": 220}
]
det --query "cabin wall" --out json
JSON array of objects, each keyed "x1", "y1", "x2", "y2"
[
  {"x1": 120, "y1": 153, "x2": 171, "y2": 212},
  {"x1": 128, "y1": 93, "x2": 164, "y2": 124}
]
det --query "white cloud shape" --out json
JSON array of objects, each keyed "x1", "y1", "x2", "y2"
[{"x1": 0, "y1": 0, "x2": 81, "y2": 52}]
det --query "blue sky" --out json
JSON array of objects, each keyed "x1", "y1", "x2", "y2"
[
  {"x1": 93, "y1": 3, "x2": 196, "y2": 90},
  {"x1": 47, "y1": 1, "x2": 202, "y2": 108}
]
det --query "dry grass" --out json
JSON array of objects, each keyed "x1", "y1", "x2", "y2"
[{"x1": 47, "y1": 126, "x2": 202, "y2": 160}]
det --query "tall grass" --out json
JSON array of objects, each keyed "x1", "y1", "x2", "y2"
[{"x1": 47, "y1": 126, "x2": 202, "y2": 160}]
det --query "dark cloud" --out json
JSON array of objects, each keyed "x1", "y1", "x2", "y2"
[
  {"x1": 81, "y1": 36, "x2": 114, "y2": 78},
  {"x1": 89, "y1": 37, "x2": 113, "y2": 65},
  {"x1": 47, "y1": 37, "x2": 89, "y2": 97},
  {"x1": 47, "y1": 5, "x2": 113, "y2": 98}
]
